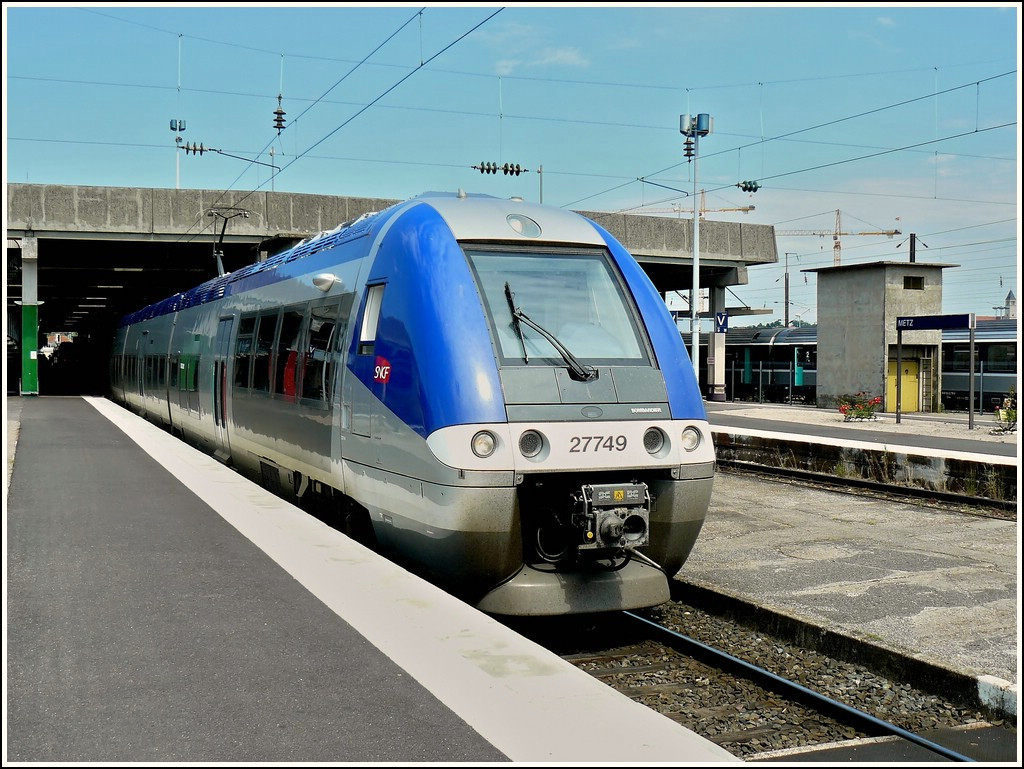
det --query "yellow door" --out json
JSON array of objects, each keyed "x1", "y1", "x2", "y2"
[{"x1": 887, "y1": 360, "x2": 919, "y2": 412}]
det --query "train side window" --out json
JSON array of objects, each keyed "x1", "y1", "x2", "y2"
[
  {"x1": 302, "y1": 301, "x2": 341, "y2": 402},
  {"x1": 252, "y1": 311, "x2": 278, "y2": 393},
  {"x1": 358, "y1": 283, "x2": 385, "y2": 355},
  {"x1": 986, "y1": 343, "x2": 1015, "y2": 372},
  {"x1": 234, "y1": 315, "x2": 256, "y2": 388},
  {"x1": 276, "y1": 308, "x2": 305, "y2": 400}
]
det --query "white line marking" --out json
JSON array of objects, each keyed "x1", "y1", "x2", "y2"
[
  {"x1": 84, "y1": 397, "x2": 738, "y2": 763},
  {"x1": 713, "y1": 425, "x2": 1016, "y2": 466}
]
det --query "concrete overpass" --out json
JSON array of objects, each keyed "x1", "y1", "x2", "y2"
[{"x1": 6, "y1": 183, "x2": 778, "y2": 397}]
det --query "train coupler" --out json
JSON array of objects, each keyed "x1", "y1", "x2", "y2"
[{"x1": 573, "y1": 482, "x2": 651, "y2": 551}]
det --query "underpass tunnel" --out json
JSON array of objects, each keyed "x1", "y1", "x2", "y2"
[{"x1": 6, "y1": 236, "x2": 281, "y2": 396}]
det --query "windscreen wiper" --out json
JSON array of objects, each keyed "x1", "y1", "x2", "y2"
[
  {"x1": 503, "y1": 281, "x2": 598, "y2": 382},
  {"x1": 504, "y1": 282, "x2": 529, "y2": 364}
]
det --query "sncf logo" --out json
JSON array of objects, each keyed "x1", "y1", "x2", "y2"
[{"x1": 373, "y1": 356, "x2": 391, "y2": 383}]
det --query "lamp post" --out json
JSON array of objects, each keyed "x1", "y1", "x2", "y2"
[
  {"x1": 169, "y1": 119, "x2": 185, "y2": 189},
  {"x1": 680, "y1": 113, "x2": 713, "y2": 383}
]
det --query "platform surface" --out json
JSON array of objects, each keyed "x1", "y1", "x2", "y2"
[{"x1": 5, "y1": 395, "x2": 738, "y2": 763}]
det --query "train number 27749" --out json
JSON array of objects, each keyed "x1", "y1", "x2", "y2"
[{"x1": 569, "y1": 435, "x2": 627, "y2": 452}]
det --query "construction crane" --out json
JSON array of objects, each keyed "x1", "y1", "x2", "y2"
[
  {"x1": 776, "y1": 209, "x2": 901, "y2": 266},
  {"x1": 641, "y1": 190, "x2": 755, "y2": 218}
]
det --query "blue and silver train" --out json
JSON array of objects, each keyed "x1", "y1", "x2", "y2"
[{"x1": 109, "y1": 191, "x2": 715, "y2": 616}]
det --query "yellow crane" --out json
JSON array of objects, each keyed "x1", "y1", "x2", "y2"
[
  {"x1": 777, "y1": 209, "x2": 901, "y2": 266},
  {"x1": 641, "y1": 190, "x2": 755, "y2": 218}
]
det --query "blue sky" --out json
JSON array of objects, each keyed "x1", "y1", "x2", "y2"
[{"x1": 4, "y1": 3, "x2": 1020, "y2": 326}]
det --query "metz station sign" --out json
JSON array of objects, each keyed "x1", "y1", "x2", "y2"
[
  {"x1": 896, "y1": 313, "x2": 974, "y2": 331},
  {"x1": 895, "y1": 312, "x2": 977, "y2": 428}
]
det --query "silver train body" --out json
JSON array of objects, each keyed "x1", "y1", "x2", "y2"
[{"x1": 109, "y1": 192, "x2": 715, "y2": 616}]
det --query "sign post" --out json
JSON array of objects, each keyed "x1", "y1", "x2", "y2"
[{"x1": 895, "y1": 313, "x2": 975, "y2": 427}]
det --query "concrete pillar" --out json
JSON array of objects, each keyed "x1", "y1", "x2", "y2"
[
  {"x1": 708, "y1": 284, "x2": 727, "y2": 401},
  {"x1": 20, "y1": 236, "x2": 39, "y2": 395}
]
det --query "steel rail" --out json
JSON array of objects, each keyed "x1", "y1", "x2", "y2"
[{"x1": 622, "y1": 610, "x2": 976, "y2": 763}]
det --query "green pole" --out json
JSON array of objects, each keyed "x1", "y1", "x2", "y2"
[{"x1": 21, "y1": 303, "x2": 39, "y2": 394}]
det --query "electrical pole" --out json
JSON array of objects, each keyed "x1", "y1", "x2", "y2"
[
  {"x1": 784, "y1": 252, "x2": 794, "y2": 327},
  {"x1": 680, "y1": 113, "x2": 713, "y2": 383}
]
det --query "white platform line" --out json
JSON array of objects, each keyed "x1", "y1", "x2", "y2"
[
  {"x1": 84, "y1": 397, "x2": 738, "y2": 763},
  {"x1": 713, "y1": 425, "x2": 1017, "y2": 466}
]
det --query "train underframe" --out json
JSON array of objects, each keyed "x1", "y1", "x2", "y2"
[{"x1": 289, "y1": 462, "x2": 713, "y2": 617}]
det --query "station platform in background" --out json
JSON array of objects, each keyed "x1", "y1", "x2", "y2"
[
  {"x1": 5, "y1": 395, "x2": 1019, "y2": 762},
  {"x1": 698, "y1": 398, "x2": 1018, "y2": 723},
  {"x1": 704, "y1": 398, "x2": 1017, "y2": 461}
]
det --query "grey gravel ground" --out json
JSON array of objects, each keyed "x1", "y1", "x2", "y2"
[{"x1": 641, "y1": 599, "x2": 1004, "y2": 757}]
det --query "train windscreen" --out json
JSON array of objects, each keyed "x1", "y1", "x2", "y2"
[{"x1": 464, "y1": 247, "x2": 651, "y2": 367}]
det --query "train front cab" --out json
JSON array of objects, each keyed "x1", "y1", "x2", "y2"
[{"x1": 344, "y1": 196, "x2": 715, "y2": 616}]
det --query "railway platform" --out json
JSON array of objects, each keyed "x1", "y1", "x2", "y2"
[
  {"x1": 5, "y1": 394, "x2": 1019, "y2": 762},
  {"x1": 698, "y1": 401, "x2": 1018, "y2": 719},
  {"x1": 4, "y1": 395, "x2": 735, "y2": 764}
]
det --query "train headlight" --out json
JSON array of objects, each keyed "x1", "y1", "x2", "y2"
[
  {"x1": 681, "y1": 426, "x2": 702, "y2": 452},
  {"x1": 519, "y1": 429, "x2": 544, "y2": 458},
  {"x1": 643, "y1": 427, "x2": 666, "y2": 455},
  {"x1": 471, "y1": 430, "x2": 497, "y2": 458}
]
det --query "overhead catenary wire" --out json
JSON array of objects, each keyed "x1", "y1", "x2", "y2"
[{"x1": 170, "y1": 8, "x2": 503, "y2": 246}]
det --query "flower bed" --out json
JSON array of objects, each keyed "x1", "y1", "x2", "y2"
[
  {"x1": 992, "y1": 390, "x2": 1016, "y2": 434},
  {"x1": 838, "y1": 393, "x2": 882, "y2": 422}
]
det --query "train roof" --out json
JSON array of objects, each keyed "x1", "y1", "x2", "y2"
[
  {"x1": 118, "y1": 192, "x2": 607, "y2": 327},
  {"x1": 119, "y1": 205, "x2": 394, "y2": 326},
  {"x1": 722, "y1": 318, "x2": 1016, "y2": 345},
  {"x1": 723, "y1": 325, "x2": 819, "y2": 346},
  {"x1": 941, "y1": 317, "x2": 1018, "y2": 343}
]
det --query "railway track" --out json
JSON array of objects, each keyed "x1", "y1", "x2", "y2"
[{"x1": 505, "y1": 606, "x2": 1013, "y2": 761}]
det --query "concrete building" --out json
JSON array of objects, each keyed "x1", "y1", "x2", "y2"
[
  {"x1": 6, "y1": 183, "x2": 777, "y2": 396},
  {"x1": 804, "y1": 261, "x2": 957, "y2": 413}
]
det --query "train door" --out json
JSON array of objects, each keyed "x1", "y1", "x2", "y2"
[
  {"x1": 887, "y1": 359, "x2": 920, "y2": 412},
  {"x1": 212, "y1": 317, "x2": 233, "y2": 460},
  {"x1": 349, "y1": 282, "x2": 386, "y2": 439},
  {"x1": 134, "y1": 336, "x2": 145, "y2": 400}
]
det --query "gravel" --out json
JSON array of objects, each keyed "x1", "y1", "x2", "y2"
[{"x1": 636, "y1": 598, "x2": 1004, "y2": 757}]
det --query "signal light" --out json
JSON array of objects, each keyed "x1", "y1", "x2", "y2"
[{"x1": 737, "y1": 180, "x2": 760, "y2": 192}]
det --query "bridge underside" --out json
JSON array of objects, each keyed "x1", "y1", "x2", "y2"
[{"x1": 7, "y1": 184, "x2": 778, "y2": 397}]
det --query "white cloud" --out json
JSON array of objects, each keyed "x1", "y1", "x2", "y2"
[
  {"x1": 496, "y1": 59, "x2": 522, "y2": 77},
  {"x1": 527, "y1": 47, "x2": 589, "y2": 69}
]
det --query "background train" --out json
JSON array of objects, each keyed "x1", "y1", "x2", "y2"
[
  {"x1": 109, "y1": 191, "x2": 716, "y2": 617},
  {"x1": 717, "y1": 318, "x2": 1017, "y2": 412}
]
